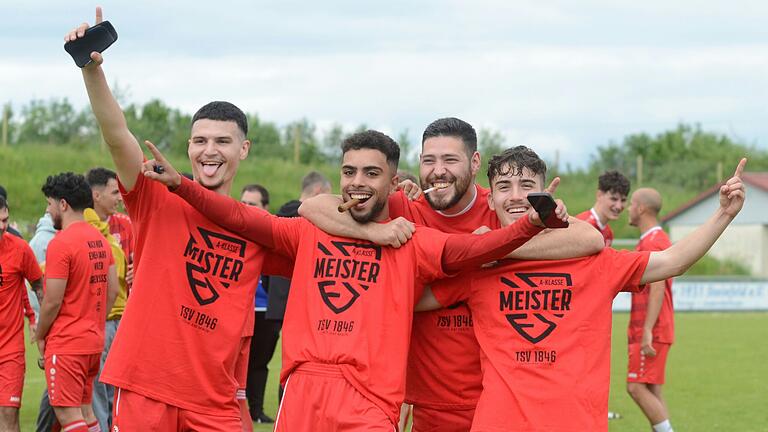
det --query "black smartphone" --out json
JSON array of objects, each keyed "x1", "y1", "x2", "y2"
[
  {"x1": 64, "y1": 21, "x2": 118, "y2": 68},
  {"x1": 527, "y1": 192, "x2": 569, "y2": 229}
]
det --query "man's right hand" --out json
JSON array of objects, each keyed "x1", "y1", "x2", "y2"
[
  {"x1": 65, "y1": 7, "x2": 106, "y2": 68},
  {"x1": 368, "y1": 217, "x2": 416, "y2": 248},
  {"x1": 142, "y1": 140, "x2": 183, "y2": 189}
]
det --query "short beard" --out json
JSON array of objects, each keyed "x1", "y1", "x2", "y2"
[
  {"x1": 52, "y1": 215, "x2": 63, "y2": 230},
  {"x1": 350, "y1": 197, "x2": 387, "y2": 224},
  {"x1": 424, "y1": 171, "x2": 473, "y2": 211}
]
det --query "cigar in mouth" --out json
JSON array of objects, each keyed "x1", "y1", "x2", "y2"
[{"x1": 338, "y1": 198, "x2": 362, "y2": 212}]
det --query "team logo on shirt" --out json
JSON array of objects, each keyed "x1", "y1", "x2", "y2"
[
  {"x1": 182, "y1": 227, "x2": 246, "y2": 306},
  {"x1": 499, "y1": 272, "x2": 573, "y2": 344},
  {"x1": 313, "y1": 241, "x2": 382, "y2": 314}
]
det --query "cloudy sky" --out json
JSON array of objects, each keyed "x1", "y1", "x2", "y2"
[{"x1": 3, "y1": 0, "x2": 768, "y2": 168}]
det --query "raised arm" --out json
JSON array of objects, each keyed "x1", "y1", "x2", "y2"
[
  {"x1": 141, "y1": 141, "x2": 277, "y2": 248},
  {"x1": 67, "y1": 7, "x2": 144, "y2": 191},
  {"x1": 299, "y1": 194, "x2": 416, "y2": 247},
  {"x1": 508, "y1": 217, "x2": 604, "y2": 260},
  {"x1": 442, "y1": 215, "x2": 543, "y2": 273},
  {"x1": 641, "y1": 158, "x2": 747, "y2": 284}
]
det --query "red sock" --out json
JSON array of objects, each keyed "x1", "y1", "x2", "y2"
[
  {"x1": 87, "y1": 421, "x2": 101, "y2": 432},
  {"x1": 61, "y1": 420, "x2": 88, "y2": 432}
]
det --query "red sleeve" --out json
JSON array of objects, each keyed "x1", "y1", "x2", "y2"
[
  {"x1": 174, "y1": 176, "x2": 280, "y2": 250},
  {"x1": 118, "y1": 167, "x2": 169, "y2": 225},
  {"x1": 441, "y1": 216, "x2": 544, "y2": 273},
  {"x1": 604, "y1": 249, "x2": 651, "y2": 294},
  {"x1": 45, "y1": 237, "x2": 70, "y2": 280},
  {"x1": 387, "y1": 190, "x2": 414, "y2": 220},
  {"x1": 431, "y1": 274, "x2": 472, "y2": 307}
]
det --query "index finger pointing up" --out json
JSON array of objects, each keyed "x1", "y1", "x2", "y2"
[
  {"x1": 733, "y1": 158, "x2": 747, "y2": 178},
  {"x1": 545, "y1": 177, "x2": 561, "y2": 195},
  {"x1": 96, "y1": 6, "x2": 103, "y2": 24},
  {"x1": 144, "y1": 140, "x2": 167, "y2": 163}
]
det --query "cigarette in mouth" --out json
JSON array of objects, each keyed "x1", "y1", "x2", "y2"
[
  {"x1": 423, "y1": 185, "x2": 447, "y2": 194},
  {"x1": 338, "y1": 198, "x2": 362, "y2": 212}
]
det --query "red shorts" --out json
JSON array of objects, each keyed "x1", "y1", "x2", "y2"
[
  {"x1": 275, "y1": 363, "x2": 395, "y2": 432},
  {"x1": 45, "y1": 353, "x2": 100, "y2": 407},
  {"x1": 627, "y1": 342, "x2": 671, "y2": 384},
  {"x1": 0, "y1": 351, "x2": 25, "y2": 408},
  {"x1": 235, "y1": 336, "x2": 251, "y2": 400},
  {"x1": 112, "y1": 387, "x2": 241, "y2": 431},
  {"x1": 412, "y1": 405, "x2": 475, "y2": 432}
]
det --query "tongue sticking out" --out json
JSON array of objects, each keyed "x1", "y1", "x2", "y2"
[{"x1": 202, "y1": 164, "x2": 219, "y2": 177}]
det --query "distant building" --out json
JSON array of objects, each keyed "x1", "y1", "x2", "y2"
[{"x1": 662, "y1": 172, "x2": 768, "y2": 277}]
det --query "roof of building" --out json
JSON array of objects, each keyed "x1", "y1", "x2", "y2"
[{"x1": 662, "y1": 172, "x2": 768, "y2": 223}]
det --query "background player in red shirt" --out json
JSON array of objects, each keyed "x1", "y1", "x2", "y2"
[
  {"x1": 576, "y1": 170, "x2": 631, "y2": 247},
  {"x1": 141, "y1": 129, "x2": 559, "y2": 431},
  {"x1": 300, "y1": 118, "x2": 604, "y2": 431},
  {"x1": 416, "y1": 148, "x2": 747, "y2": 431},
  {"x1": 626, "y1": 188, "x2": 676, "y2": 432},
  {"x1": 0, "y1": 195, "x2": 43, "y2": 432},
  {"x1": 36, "y1": 173, "x2": 119, "y2": 432}
]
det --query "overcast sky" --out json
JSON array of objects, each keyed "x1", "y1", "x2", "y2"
[{"x1": 3, "y1": 0, "x2": 768, "y2": 168}]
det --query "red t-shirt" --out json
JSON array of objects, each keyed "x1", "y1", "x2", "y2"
[
  {"x1": 0, "y1": 234, "x2": 43, "y2": 356},
  {"x1": 271, "y1": 216, "x2": 450, "y2": 425},
  {"x1": 629, "y1": 227, "x2": 674, "y2": 344},
  {"x1": 101, "y1": 173, "x2": 273, "y2": 417},
  {"x1": 576, "y1": 209, "x2": 613, "y2": 247},
  {"x1": 389, "y1": 186, "x2": 498, "y2": 409},
  {"x1": 432, "y1": 249, "x2": 650, "y2": 431},
  {"x1": 44, "y1": 221, "x2": 114, "y2": 355}
]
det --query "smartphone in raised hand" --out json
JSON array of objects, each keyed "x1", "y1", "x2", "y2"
[
  {"x1": 64, "y1": 21, "x2": 118, "y2": 68},
  {"x1": 527, "y1": 192, "x2": 569, "y2": 229}
]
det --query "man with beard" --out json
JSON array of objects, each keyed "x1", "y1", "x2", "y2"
[
  {"x1": 416, "y1": 148, "x2": 745, "y2": 431},
  {"x1": 66, "y1": 9, "x2": 321, "y2": 430},
  {"x1": 0, "y1": 195, "x2": 43, "y2": 432},
  {"x1": 300, "y1": 118, "x2": 604, "y2": 431},
  {"x1": 36, "y1": 172, "x2": 119, "y2": 432},
  {"x1": 140, "y1": 130, "x2": 558, "y2": 430},
  {"x1": 576, "y1": 170, "x2": 631, "y2": 247}
]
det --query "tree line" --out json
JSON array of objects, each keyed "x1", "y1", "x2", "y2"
[{"x1": 3, "y1": 98, "x2": 768, "y2": 189}]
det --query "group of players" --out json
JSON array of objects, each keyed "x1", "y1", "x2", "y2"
[{"x1": 0, "y1": 7, "x2": 749, "y2": 432}]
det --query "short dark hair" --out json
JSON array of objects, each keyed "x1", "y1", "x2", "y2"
[
  {"x1": 0, "y1": 195, "x2": 7, "y2": 211},
  {"x1": 341, "y1": 130, "x2": 400, "y2": 172},
  {"x1": 598, "y1": 170, "x2": 630, "y2": 196},
  {"x1": 85, "y1": 167, "x2": 117, "y2": 188},
  {"x1": 301, "y1": 171, "x2": 331, "y2": 193},
  {"x1": 0, "y1": 185, "x2": 7, "y2": 200},
  {"x1": 487, "y1": 146, "x2": 547, "y2": 188},
  {"x1": 41, "y1": 172, "x2": 94, "y2": 211},
  {"x1": 192, "y1": 101, "x2": 248, "y2": 137},
  {"x1": 241, "y1": 184, "x2": 269, "y2": 207},
  {"x1": 422, "y1": 117, "x2": 478, "y2": 156}
]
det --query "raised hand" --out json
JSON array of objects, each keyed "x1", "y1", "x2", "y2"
[
  {"x1": 64, "y1": 6, "x2": 105, "y2": 67},
  {"x1": 397, "y1": 179, "x2": 422, "y2": 201},
  {"x1": 529, "y1": 176, "x2": 568, "y2": 227},
  {"x1": 141, "y1": 140, "x2": 183, "y2": 189},
  {"x1": 719, "y1": 158, "x2": 747, "y2": 218}
]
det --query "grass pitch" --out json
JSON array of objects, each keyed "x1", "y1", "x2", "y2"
[{"x1": 18, "y1": 312, "x2": 768, "y2": 431}]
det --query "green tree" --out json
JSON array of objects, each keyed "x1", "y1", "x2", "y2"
[{"x1": 322, "y1": 123, "x2": 345, "y2": 164}]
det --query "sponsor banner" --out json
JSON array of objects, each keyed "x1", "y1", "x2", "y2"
[{"x1": 613, "y1": 279, "x2": 768, "y2": 311}]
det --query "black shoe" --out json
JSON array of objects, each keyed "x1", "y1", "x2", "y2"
[{"x1": 253, "y1": 412, "x2": 274, "y2": 423}]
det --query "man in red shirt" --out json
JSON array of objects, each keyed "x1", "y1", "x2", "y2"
[
  {"x1": 301, "y1": 118, "x2": 604, "y2": 431},
  {"x1": 142, "y1": 129, "x2": 555, "y2": 431},
  {"x1": 0, "y1": 195, "x2": 43, "y2": 432},
  {"x1": 576, "y1": 170, "x2": 631, "y2": 247},
  {"x1": 36, "y1": 172, "x2": 119, "y2": 432},
  {"x1": 68, "y1": 9, "x2": 390, "y2": 430},
  {"x1": 626, "y1": 188, "x2": 676, "y2": 432},
  {"x1": 417, "y1": 148, "x2": 746, "y2": 431}
]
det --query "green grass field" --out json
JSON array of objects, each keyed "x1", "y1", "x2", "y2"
[{"x1": 17, "y1": 312, "x2": 768, "y2": 431}]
